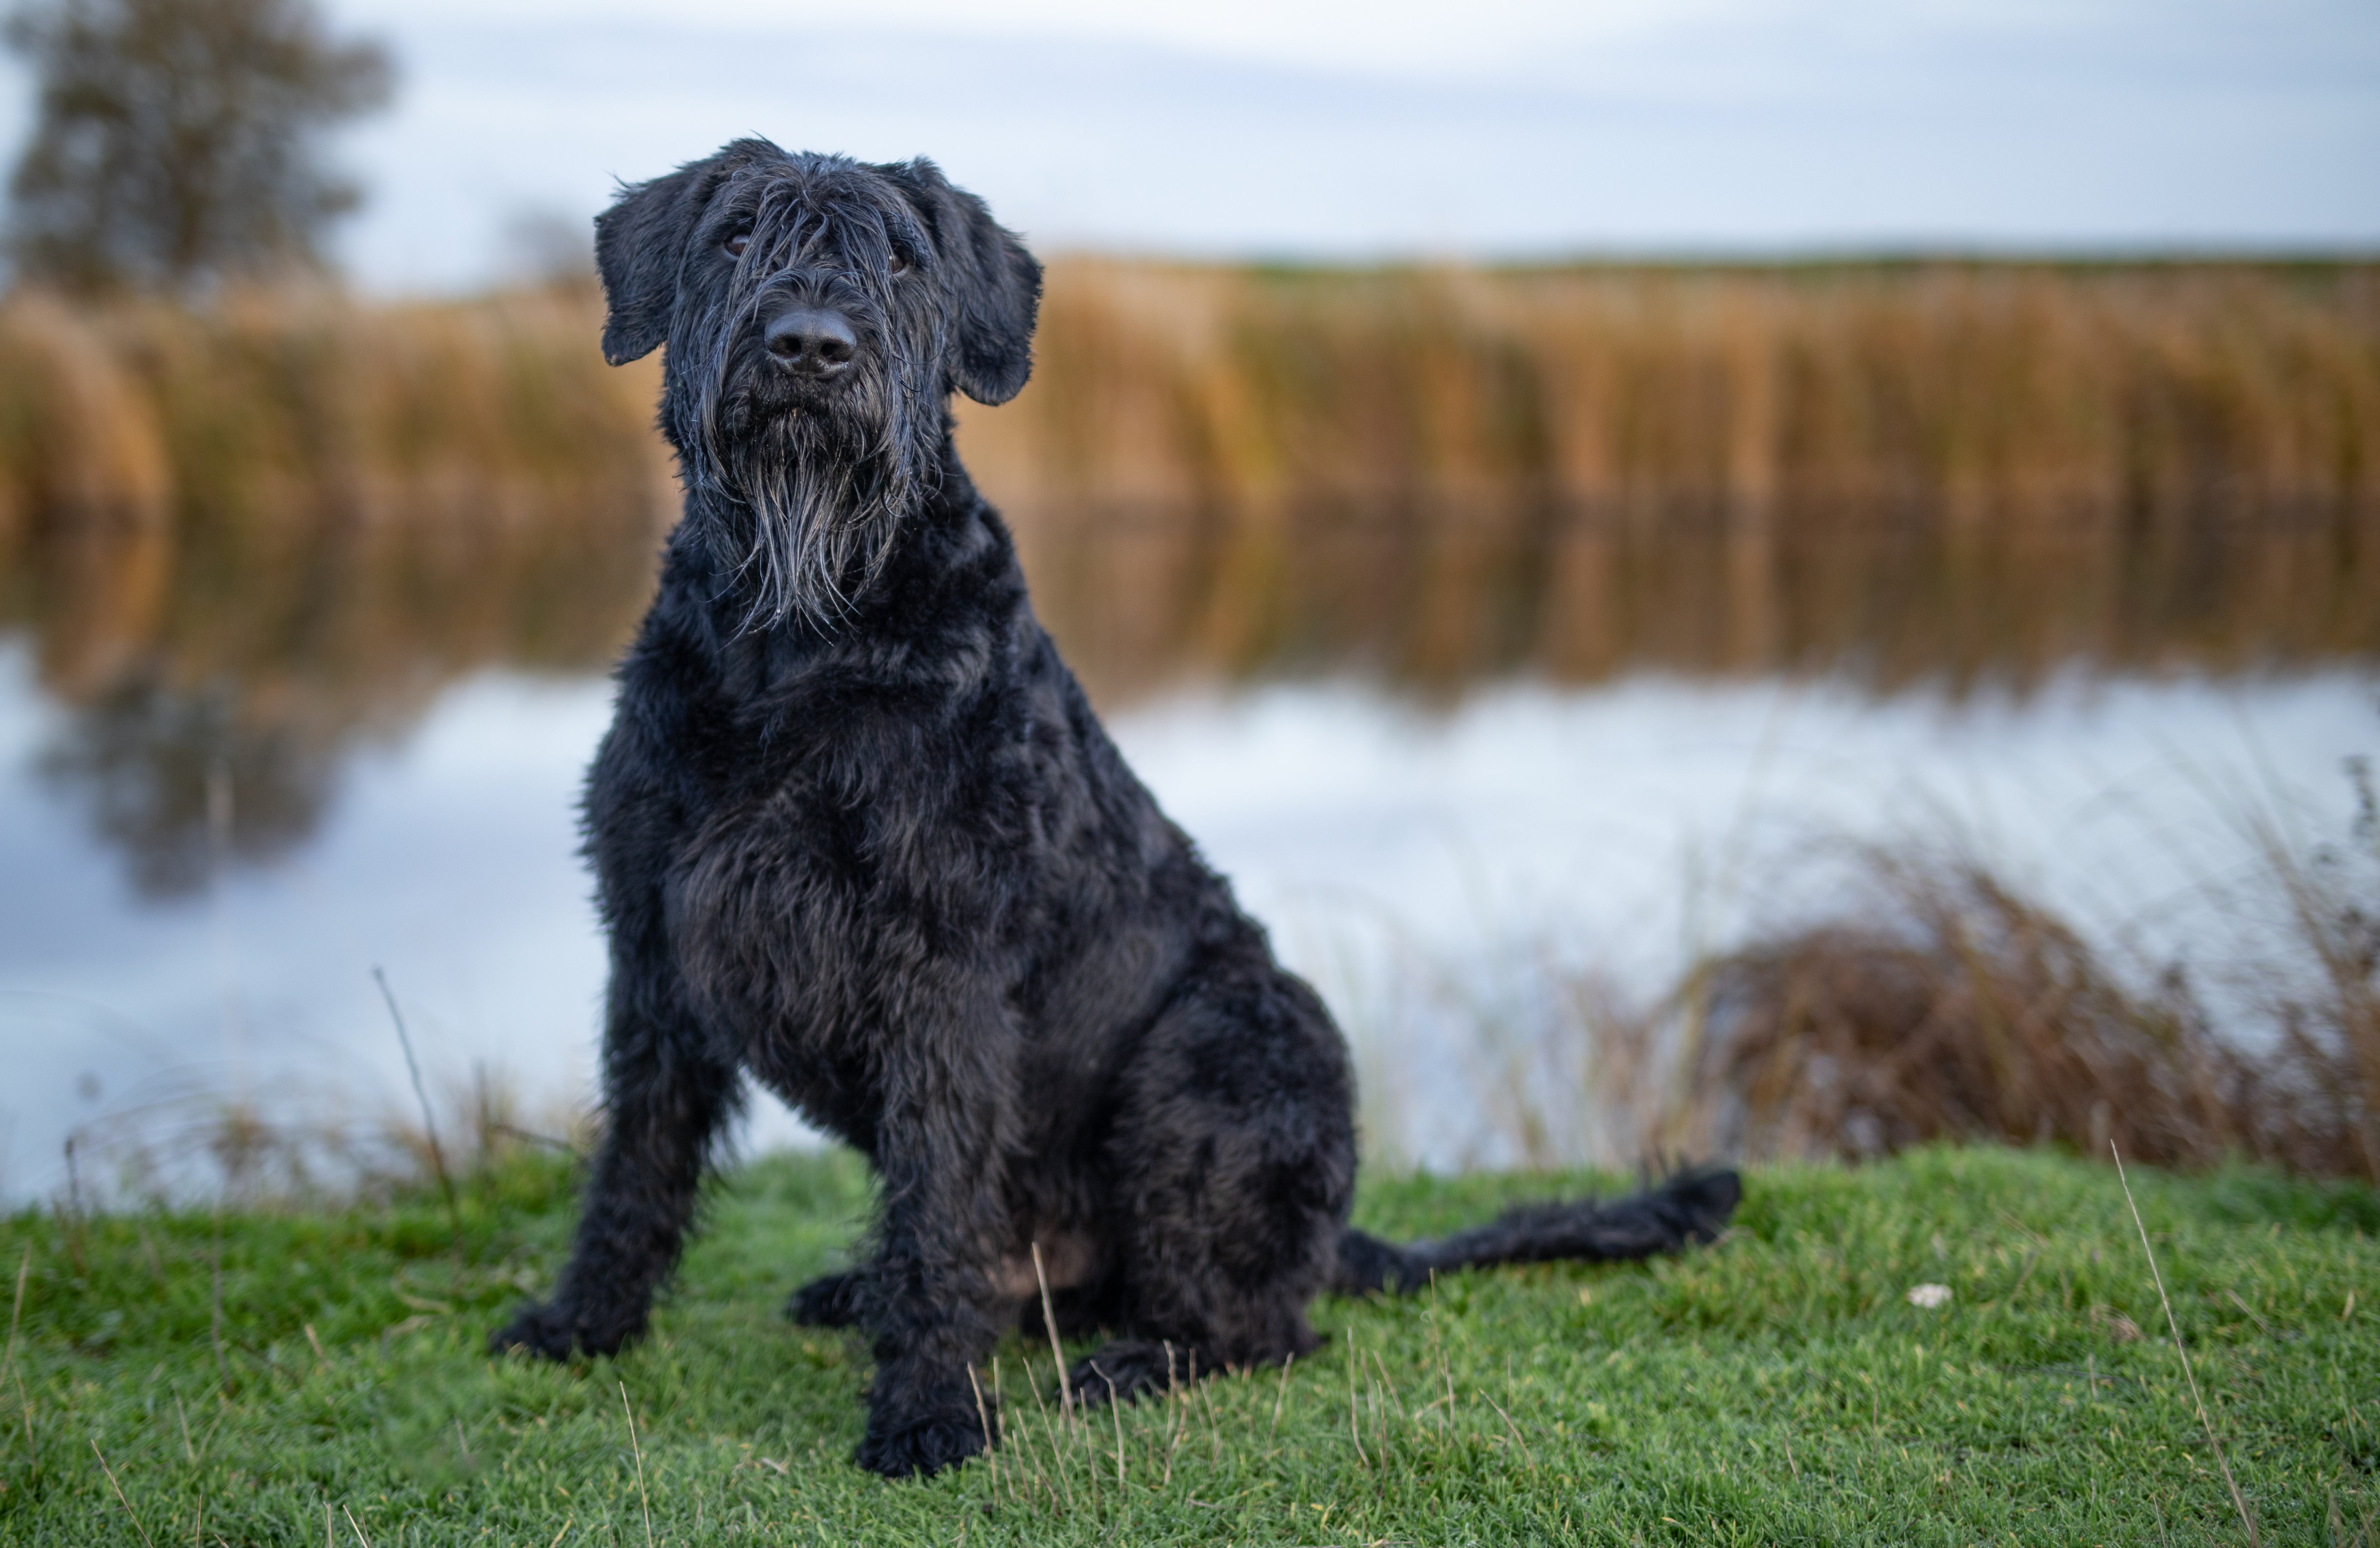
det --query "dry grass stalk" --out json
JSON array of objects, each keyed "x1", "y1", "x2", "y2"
[
  {"x1": 92, "y1": 1438, "x2": 156, "y2": 1548},
  {"x1": 1344, "y1": 1327, "x2": 1368, "y2": 1470},
  {"x1": 1, "y1": 1248, "x2": 27, "y2": 1395},
  {"x1": 374, "y1": 966, "x2": 461, "y2": 1252},
  {"x1": 2113, "y1": 1143, "x2": 2261, "y2": 1547},
  {"x1": 1022, "y1": 1355, "x2": 1074, "y2": 1511},
  {"x1": 1088, "y1": 1360, "x2": 1126, "y2": 1487},
  {"x1": 1031, "y1": 1240, "x2": 1072, "y2": 1417},
  {"x1": 968, "y1": 1363, "x2": 999, "y2": 1500},
  {"x1": 617, "y1": 1382, "x2": 653, "y2": 1548}
]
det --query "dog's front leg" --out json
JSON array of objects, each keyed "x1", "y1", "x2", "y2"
[
  {"x1": 853, "y1": 990, "x2": 1018, "y2": 1480},
  {"x1": 492, "y1": 964, "x2": 739, "y2": 1360}
]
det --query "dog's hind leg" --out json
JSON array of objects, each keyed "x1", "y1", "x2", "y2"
[
  {"x1": 1073, "y1": 957, "x2": 1356, "y2": 1405},
  {"x1": 492, "y1": 962, "x2": 740, "y2": 1360}
]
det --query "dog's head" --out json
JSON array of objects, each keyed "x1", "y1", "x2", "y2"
[{"x1": 594, "y1": 141, "x2": 1042, "y2": 629}]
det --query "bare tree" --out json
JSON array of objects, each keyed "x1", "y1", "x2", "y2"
[{"x1": 4, "y1": 0, "x2": 392, "y2": 292}]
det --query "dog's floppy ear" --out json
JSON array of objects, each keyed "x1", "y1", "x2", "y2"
[
  {"x1": 882, "y1": 159, "x2": 1042, "y2": 405},
  {"x1": 594, "y1": 146, "x2": 750, "y2": 366}
]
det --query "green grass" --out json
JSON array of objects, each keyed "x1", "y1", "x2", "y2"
[{"x1": 2, "y1": 1147, "x2": 2375, "y2": 1545}]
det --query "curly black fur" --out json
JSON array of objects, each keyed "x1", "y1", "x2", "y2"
[{"x1": 488, "y1": 140, "x2": 1742, "y2": 1479}]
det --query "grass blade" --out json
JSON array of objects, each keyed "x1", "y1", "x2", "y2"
[{"x1": 2112, "y1": 1142, "x2": 2260, "y2": 1548}]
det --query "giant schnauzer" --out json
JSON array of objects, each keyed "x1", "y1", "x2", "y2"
[{"x1": 491, "y1": 139, "x2": 1741, "y2": 1479}]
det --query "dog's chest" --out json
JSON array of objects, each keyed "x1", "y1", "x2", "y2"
[
  {"x1": 594, "y1": 543, "x2": 1191, "y2": 1153},
  {"x1": 633, "y1": 636, "x2": 1056, "y2": 1007}
]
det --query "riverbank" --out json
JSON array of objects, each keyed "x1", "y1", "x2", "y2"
[{"x1": 2, "y1": 1145, "x2": 2371, "y2": 1544}]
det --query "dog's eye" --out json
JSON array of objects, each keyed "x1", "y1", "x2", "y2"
[
  {"x1": 887, "y1": 250, "x2": 910, "y2": 275},
  {"x1": 723, "y1": 231, "x2": 750, "y2": 259}
]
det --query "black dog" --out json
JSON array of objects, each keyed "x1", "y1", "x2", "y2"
[{"x1": 491, "y1": 140, "x2": 1741, "y2": 1479}]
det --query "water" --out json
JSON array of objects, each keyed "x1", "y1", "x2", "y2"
[{"x1": 3, "y1": 623, "x2": 2369, "y2": 1197}]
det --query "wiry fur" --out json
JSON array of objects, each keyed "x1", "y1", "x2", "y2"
[
  {"x1": 685, "y1": 179, "x2": 940, "y2": 630},
  {"x1": 490, "y1": 140, "x2": 1741, "y2": 1480}
]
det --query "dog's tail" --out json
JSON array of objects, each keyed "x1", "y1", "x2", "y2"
[{"x1": 1329, "y1": 1166, "x2": 1743, "y2": 1296}]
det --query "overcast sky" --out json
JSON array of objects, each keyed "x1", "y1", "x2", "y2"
[{"x1": 6, "y1": 0, "x2": 2376, "y2": 292}]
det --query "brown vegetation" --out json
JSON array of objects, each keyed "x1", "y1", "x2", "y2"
[
  {"x1": 0, "y1": 285, "x2": 672, "y2": 892},
  {"x1": 3, "y1": 262, "x2": 2375, "y2": 894},
  {"x1": 1683, "y1": 794, "x2": 2380, "y2": 1182},
  {"x1": 980, "y1": 258, "x2": 2380, "y2": 696},
  {"x1": 1404, "y1": 765, "x2": 2380, "y2": 1183},
  {"x1": 1693, "y1": 855, "x2": 2350, "y2": 1177},
  {"x1": 0, "y1": 283, "x2": 668, "y2": 700},
  {"x1": 2, "y1": 260, "x2": 2375, "y2": 705}
]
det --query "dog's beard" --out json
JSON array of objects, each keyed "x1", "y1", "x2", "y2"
[{"x1": 697, "y1": 378, "x2": 925, "y2": 634}]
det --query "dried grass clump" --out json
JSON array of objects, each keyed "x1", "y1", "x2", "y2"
[
  {"x1": 1693, "y1": 821, "x2": 2380, "y2": 1181},
  {"x1": 53, "y1": 1062, "x2": 590, "y2": 1211},
  {"x1": 1695, "y1": 854, "x2": 2233, "y2": 1166}
]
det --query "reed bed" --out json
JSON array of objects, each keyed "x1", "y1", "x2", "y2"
[
  {"x1": 978, "y1": 258, "x2": 2380, "y2": 516},
  {"x1": 0, "y1": 282, "x2": 670, "y2": 704},
  {"x1": 1, "y1": 260, "x2": 2375, "y2": 706},
  {"x1": 979, "y1": 258, "x2": 2380, "y2": 694}
]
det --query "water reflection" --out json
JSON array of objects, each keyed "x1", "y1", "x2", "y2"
[
  {"x1": 36, "y1": 675, "x2": 334, "y2": 898},
  {"x1": 1, "y1": 662, "x2": 2369, "y2": 1197},
  {"x1": 1019, "y1": 502, "x2": 2374, "y2": 703},
  {"x1": 8, "y1": 505, "x2": 662, "y2": 895},
  {"x1": 7, "y1": 487, "x2": 2377, "y2": 893}
]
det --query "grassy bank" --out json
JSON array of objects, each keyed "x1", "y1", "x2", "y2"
[{"x1": 3, "y1": 1146, "x2": 2374, "y2": 1545}]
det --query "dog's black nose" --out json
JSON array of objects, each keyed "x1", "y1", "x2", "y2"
[{"x1": 764, "y1": 307, "x2": 857, "y2": 375}]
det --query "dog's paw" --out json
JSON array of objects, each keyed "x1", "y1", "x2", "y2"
[
  {"x1": 785, "y1": 1270, "x2": 865, "y2": 1329},
  {"x1": 1070, "y1": 1340, "x2": 1179, "y2": 1407},
  {"x1": 489, "y1": 1301, "x2": 578, "y2": 1360},
  {"x1": 855, "y1": 1409, "x2": 989, "y2": 1479},
  {"x1": 488, "y1": 1301, "x2": 635, "y2": 1361}
]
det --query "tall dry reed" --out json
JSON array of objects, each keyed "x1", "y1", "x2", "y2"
[
  {"x1": 4, "y1": 264, "x2": 2375, "y2": 891},
  {"x1": 5, "y1": 261, "x2": 2374, "y2": 705},
  {"x1": 971, "y1": 259, "x2": 2380, "y2": 520},
  {"x1": 973, "y1": 260, "x2": 2380, "y2": 697},
  {"x1": 0, "y1": 281, "x2": 671, "y2": 701}
]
